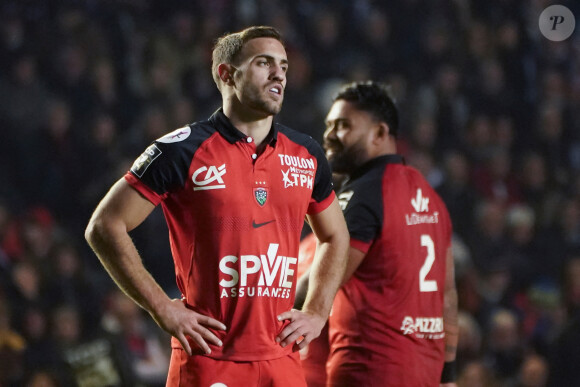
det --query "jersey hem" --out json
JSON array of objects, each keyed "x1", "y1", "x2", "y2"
[
  {"x1": 124, "y1": 172, "x2": 163, "y2": 205},
  {"x1": 170, "y1": 336, "x2": 294, "y2": 362},
  {"x1": 307, "y1": 191, "x2": 336, "y2": 215},
  {"x1": 350, "y1": 238, "x2": 371, "y2": 253}
]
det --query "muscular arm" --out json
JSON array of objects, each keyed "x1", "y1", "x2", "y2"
[
  {"x1": 85, "y1": 178, "x2": 225, "y2": 355},
  {"x1": 443, "y1": 246, "x2": 458, "y2": 362},
  {"x1": 277, "y1": 197, "x2": 349, "y2": 350},
  {"x1": 341, "y1": 246, "x2": 366, "y2": 285},
  {"x1": 295, "y1": 237, "x2": 365, "y2": 308},
  {"x1": 302, "y1": 198, "x2": 349, "y2": 319},
  {"x1": 441, "y1": 246, "x2": 458, "y2": 387},
  {"x1": 85, "y1": 178, "x2": 163, "y2": 312}
]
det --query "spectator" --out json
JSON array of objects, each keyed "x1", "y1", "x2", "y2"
[
  {"x1": 0, "y1": 297, "x2": 26, "y2": 385},
  {"x1": 484, "y1": 308, "x2": 524, "y2": 382},
  {"x1": 102, "y1": 289, "x2": 170, "y2": 386}
]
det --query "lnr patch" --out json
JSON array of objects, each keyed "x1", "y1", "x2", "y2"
[{"x1": 131, "y1": 144, "x2": 162, "y2": 177}]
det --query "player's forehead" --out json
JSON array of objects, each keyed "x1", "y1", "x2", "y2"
[
  {"x1": 238, "y1": 37, "x2": 287, "y2": 63},
  {"x1": 326, "y1": 100, "x2": 367, "y2": 123}
]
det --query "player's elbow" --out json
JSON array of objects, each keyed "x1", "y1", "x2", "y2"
[
  {"x1": 84, "y1": 215, "x2": 102, "y2": 248},
  {"x1": 85, "y1": 213, "x2": 114, "y2": 249}
]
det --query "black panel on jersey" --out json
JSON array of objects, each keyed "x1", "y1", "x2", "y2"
[
  {"x1": 277, "y1": 124, "x2": 334, "y2": 204},
  {"x1": 130, "y1": 121, "x2": 216, "y2": 195},
  {"x1": 340, "y1": 155, "x2": 404, "y2": 243}
]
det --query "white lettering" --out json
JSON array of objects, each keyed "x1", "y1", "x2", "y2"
[
  {"x1": 218, "y1": 244, "x2": 298, "y2": 298},
  {"x1": 219, "y1": 256, "x2": 238, "y2": 287},
  {"x1": 405, "y1": 212, "x2": 439, "y2": 225},
  {"x1": 281, "y1": 257, "x2": 297, "y2": 288},
  {"x1": 192, "y1": 164, "x2": 226, "y2": 190},
  {"x1": 281, "y1": 169, "x2": 315, "y2": 189},
  {"x1": 278, "y1": 256, "x2": 287, "y2": 287},
  {"x1": 240, "y1": 255, "x2": 261, "y2": 286},
  {"x1": 289, "y1": 166, "x2": 314, "y2": 176},
  {"x1": 401, "y1": 316, "x2": 444, "y2": 336},
  {"x1": 278, "y1": 155, "x2": 315, "y2": 170},
  {"x1": 259, "y1": 244, "x2": 282, "y2": 286}
]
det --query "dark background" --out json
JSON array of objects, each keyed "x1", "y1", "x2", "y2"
[{"x1": 0, "y1": 0, "x2": 579, "y2": 386}]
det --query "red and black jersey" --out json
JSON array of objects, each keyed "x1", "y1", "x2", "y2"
[
  {"x1": 328, "y1": 155, "x2": 452, "y2": 386},
  {"x1": 125, "y1": 109, "x2": 335, "y2": 361}
]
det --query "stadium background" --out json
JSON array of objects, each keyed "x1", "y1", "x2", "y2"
[{"x1": 0, "y1": 0, "x2": 579, "y2": 385}]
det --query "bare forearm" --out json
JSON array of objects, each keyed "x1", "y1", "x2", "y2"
[
  {"x1": 86, "y1": 219, "x2": 170, "y2": 317},
  {"x1": 301, "y1": 239, "x2": 348, "y2": 318},
  {"x1": 443, "y1": 287, "x2": 458, "y2": 362}
]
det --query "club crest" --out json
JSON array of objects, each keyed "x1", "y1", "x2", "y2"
[{"x1": 254, "y1": 187, "x2": 268, "y2": 206}]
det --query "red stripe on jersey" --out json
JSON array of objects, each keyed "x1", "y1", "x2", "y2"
[
  {"x1": 350, "y1": 238, "x2": 371, "y2": 254},
  {"x1": 125, "y1": 172, "x2": 164, "y2": 205}
]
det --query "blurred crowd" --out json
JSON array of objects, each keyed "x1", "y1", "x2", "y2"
[{"x1": 0, "y1": 0, "x2": 579, "y2": 386}]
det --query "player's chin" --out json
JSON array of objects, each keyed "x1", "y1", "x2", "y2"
[
  {"x1": 325, "y1": 151, "x2": 339, "y2": 163},
  {"x1": 267, "y1": 102, "x2": 283, "y2": 115}
]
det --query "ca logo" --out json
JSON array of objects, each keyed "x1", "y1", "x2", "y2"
[{"x1": 192, "y1": 164, "x2": 226, "y2": 191}]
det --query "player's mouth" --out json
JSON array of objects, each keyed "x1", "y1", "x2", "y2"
[
  {"x1": 324, "y1": 141, "x2": 342, "y2": 156},
  {"x1": 325, "y1": 148, "x2": 341, "y2": 159},
  {"x1": 268, "y1": 84, "x2": 283, "y2": 97}
]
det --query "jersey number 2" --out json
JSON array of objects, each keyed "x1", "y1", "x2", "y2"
[{"x1": 419, "y1": 234, "x2": 438, "y2": 292}]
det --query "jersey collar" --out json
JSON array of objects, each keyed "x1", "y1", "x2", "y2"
[
  {"x1": 349, "y1": 154, "x2": 405, "y2": 181},
  {"x1": 209, "y1": 108, "x2": 278, "y2": 146}
]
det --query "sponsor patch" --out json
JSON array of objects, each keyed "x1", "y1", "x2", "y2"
[
  {"x1": 131, "y1": 144, "x2": 162, "y2": 177},
  {"x1": 337, "y1": 190, "x2": 354, "y2": 210},
  {"x1": 157, "y1": 126, "x2": 191, "y2": 143},
  {"x1": 400, "y1": 316, "x2": 444, "y2": 339},
  {"x1": 218, "y1": 243, "x2": 296, "y2": 299},
  {"x1": 192, "y1": 164, "x2": 226, "y2": 190},
  {"x1": 411, "y1": 188, "x2": 429, "y2": 212}
]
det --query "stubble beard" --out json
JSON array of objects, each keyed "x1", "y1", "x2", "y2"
[
  {"x1": 327, "y1": 141, "x2": 368, "y2": 175},
  {"x1": 249, "y1": 98, "x2": 282, "y2": 116},
  {"x1": 242, "y1": 82, "x2": 283, "y2": 116}
]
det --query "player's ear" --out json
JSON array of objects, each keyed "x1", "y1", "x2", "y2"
[
  {"x1": 218, "y1": 63, "x2": 235, "y2": 86},
  {"x1": 372, "y1": 122, "x2": 390, "y2": 144}
]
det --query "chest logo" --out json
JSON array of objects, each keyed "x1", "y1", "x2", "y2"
[
  {"x1": 281, "y1": 169, "x2": 314, "y2": 189},
  {"x1": 192, "y1": 164, "x2": 226, "y2": 191},
  {"x1": 411, "y1": 188, "x2": 429, "y2": 212},
  {"x1": 254, "y1": 187, "x2": 268, "y2": 206}
]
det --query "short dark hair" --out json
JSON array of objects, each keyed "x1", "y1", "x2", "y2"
[
  {"x1": 211, "y1": 26, "x2": 283, "y2": 88},
  {"x1": 333, "y1": 81, "x2": 399, "y2": 138}
]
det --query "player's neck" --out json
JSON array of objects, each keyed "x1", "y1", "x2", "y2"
[
  {"x1": 223, "y1": 103, "x2": 273, "y2": 145},
  {"x1": 374, "y1": 140, "x2": 397, "y2": 157}
]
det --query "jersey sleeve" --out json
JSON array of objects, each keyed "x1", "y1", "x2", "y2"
[
  {"x1": 124, "y1": 125, "x2": 202, "y2": 205},
  {"x1": 307, "y1": 139, "x2": 335, "y2": 214},
  {"x1": 343, "y1": 182, "x2": 383, "y2": 253}
]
